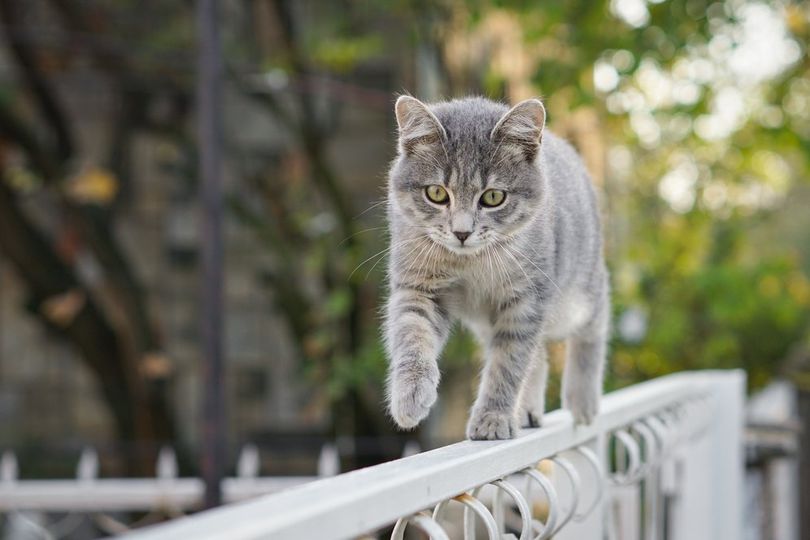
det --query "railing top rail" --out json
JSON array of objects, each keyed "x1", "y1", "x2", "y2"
[{"x1": 125, "y1": 370, "x2": 744, "y2": 540}]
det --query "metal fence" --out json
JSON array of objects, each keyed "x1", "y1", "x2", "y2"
[
  {"x1": 108, "y1": 370, "x2": 745, "y2": 540},
  {"x1": 0, "y1": 443, "x2": 344, "y2": 537}
]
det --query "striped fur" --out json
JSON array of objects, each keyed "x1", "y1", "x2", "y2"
[{"x1": 385, "y1": 96, "x2": 610, "y2": 440}]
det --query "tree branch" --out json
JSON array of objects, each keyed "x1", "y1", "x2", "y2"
[
  {"x1": 0, "y1": 0, "x2": 73, "y2": 163},
  {"x1": 0, "y1": 2, "x2": 185, "y2": 467}
]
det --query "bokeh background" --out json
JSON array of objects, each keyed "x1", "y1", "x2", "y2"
[{"x1": 0, "y1": 0, "x2": 808, "y2": 503}]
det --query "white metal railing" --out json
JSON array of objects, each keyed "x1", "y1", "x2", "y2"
[{"x1": 119, "y1": 370, "x2": 745, "y2": 540}]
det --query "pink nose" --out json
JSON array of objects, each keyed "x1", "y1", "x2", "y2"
[{"x1": 454, "y1": 231, "x2": 471, "y2": 244}]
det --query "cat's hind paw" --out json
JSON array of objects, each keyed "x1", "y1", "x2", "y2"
[
  {"x1": 521, "y1": 410, "x2": 543, "y2": 429},
  {"x1": 466, "y1": 410, "x2": 518, "y2": 440},
  {"x1": 565, "y1": 395, "x2": 599, "y2": 425}
]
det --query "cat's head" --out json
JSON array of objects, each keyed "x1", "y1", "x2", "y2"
[{"x1": 388, "y1": 96, "x2": 546, "y2": 255}]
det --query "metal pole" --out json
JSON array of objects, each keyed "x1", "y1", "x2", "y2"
[{"x1": 197, "y1": 0, "x2": 225, "y2": 509}]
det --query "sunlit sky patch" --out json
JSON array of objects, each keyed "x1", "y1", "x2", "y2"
[
  {"x1": 610, "y1": 0, "x2": 650, "y2": 28},
  {"x1": 600, "y1": 0, "x2": 804, "y2": 213},
  {"x1": 725, "y1": 2, "x2": 802, "y2": 85}
]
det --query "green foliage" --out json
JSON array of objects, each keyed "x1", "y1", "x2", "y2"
[
  {"x1": 324, "y1": 340, "x2": 388, "y2": 401},
  {"x1": 311, "y1": 35, "x2": 383, "y2": 72},
  {"x1": 611, "y1": 239, "x2": 810, "y2": 391},
  {"x1": 426, "y1": 0, "x2": 810, "y2": 391},
  {"x1": 507, "y1": 0, "x2": 810, "y2": 390},
  {"x1": 238, "y1": 0, "x2": 810, "y2": 418}
]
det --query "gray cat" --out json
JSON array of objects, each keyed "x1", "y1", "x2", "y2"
[{"x1": 384, "y1": 95, "x2": 609, "y2": 440}]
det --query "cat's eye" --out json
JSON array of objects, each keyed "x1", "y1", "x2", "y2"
[
  {"x1": 425, "y1": 185, "x2": 449, "y2": 205},
  {"x1": 480, "y1": 189, "x2": 506, "y2": 208}
]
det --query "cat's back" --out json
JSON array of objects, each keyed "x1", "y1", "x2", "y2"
[
  {"x1": 539, "y1": 130, "x2": 601, "y2": 236},
  {"x1": 541, "y1": 131, "x2": 595, "y2": 199}
]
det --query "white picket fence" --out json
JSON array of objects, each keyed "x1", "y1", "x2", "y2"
[
  {"x1": 0, "y1": 443, "x2": 342, "y2": 514},
  {"x1": 106, "y1": 370, "x2": 744, "y2": 540}
]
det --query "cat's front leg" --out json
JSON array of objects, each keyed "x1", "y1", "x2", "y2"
[
  {"x1": 385, "y1": 287, "x2": 450, "y2": 430},
  {"x1": 467, "y1": 302, "x2": 543, "y2": 440}
]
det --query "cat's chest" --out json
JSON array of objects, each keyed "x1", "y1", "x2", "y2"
[{"x1": 442, "y1": 273, "x2": 507, "y2": 324}]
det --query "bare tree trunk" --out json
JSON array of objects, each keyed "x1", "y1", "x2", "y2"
[
  {"x1": 0, "y1": 179, "x2": 137, "y2": 443},
  {"x1": 0, "y1": 0, "x2": 185, "y2": 473}
]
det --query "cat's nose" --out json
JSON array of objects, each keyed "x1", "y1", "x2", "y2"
[{"x1": 453, "y1": 231, "x2": 471, "y2": 244}]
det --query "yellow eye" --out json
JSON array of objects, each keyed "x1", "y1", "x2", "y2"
[
  {"x1": 425, "y1": 185, "x2": 449, "y2": 204},
  {"x1": 480, "y1": 189, "x2": 506, "y2": 207}
]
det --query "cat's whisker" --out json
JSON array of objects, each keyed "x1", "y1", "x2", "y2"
[
  {"x1": 365, "y1": 243, "x2": 395, "y2": 279},
  {"x1": 363, "y1": 236, "x2": 424, "y2": 280},
  {"x1": 491, "y1": 244, "x2": 516, "y2": 295},
  {"x1": 349, "y1": 246, "x2": 396, "y2": 279},
  {"x1": 338, "y1": 226, "x2": 386, "y2": 246},
  {"x1": 500, "y1": 241, "x2": 563, "y2": 294},
  {"x1": 491, "y1": 246, "x2": 513, "y2": 298},
  {"x1": 495, "y1": 244, "x2": 536, "y2": 298},
  {"x1": 430, "y1": 240, "x2": 441, "y2": 273},
  {"x1": 484, "y1": 244, "x2": 495, "y2": 285},
  {"x1": 353, "y1": 198, "x2": 388, "y2": 220},
  {"x1": 349, "y1": 236, "x2": 421, "y2": 279},
  {"x1": 491, "y1": 237, "x2": 534, "y2": 292},
  {"x1": 406, "y1": 245, "x2": 430, "y2": 278},
  {"x1": 412, "y1": 239, "x2": 437, "y2": 276},
  {"x1": 387, "y1": 235, "x2": 435, "y2": 282},
  {"x1": 401, "y1": 237, "x2": 433, "y2": 277},
  {"x1": 421, "y1": 240, "x2": 440, "y2": 279}
]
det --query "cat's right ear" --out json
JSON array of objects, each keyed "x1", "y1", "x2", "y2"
[{"x1": 394, "y1": 96, "x2": 446, "y2": 157}]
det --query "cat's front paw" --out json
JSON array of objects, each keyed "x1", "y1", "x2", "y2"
[
  {"x1": 466, "y1": 410, "x2": 518, "y2": 440},
  {"x1": 389, "y1": 377, "x2": 438, "y2": 430}
]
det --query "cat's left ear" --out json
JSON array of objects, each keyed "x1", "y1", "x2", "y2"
[{"x1": 490, "y1": 98, "x2": 546, "y2": 161}]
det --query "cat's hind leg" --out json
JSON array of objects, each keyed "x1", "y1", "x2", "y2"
[
  {"x1": 518, "y1": 343, "x2": 548, "y2": 428},
  {"x1": 562, "y1": 292, "x2": 609, "y2": 425}
]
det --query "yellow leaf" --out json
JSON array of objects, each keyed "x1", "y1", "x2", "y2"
[{"x1": 67, "y1": 167, "x2": 119, "y2": 205}]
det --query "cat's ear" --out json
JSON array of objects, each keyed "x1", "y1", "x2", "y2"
[
  {"x1": 394, "y1": 95, "x2": 446, "y2": 157},
  {"x1": 490, "y1": 98, "x2": 546, "y2": 161}
]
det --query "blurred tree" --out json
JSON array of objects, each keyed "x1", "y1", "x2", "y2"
[
  {"x1": 228, "y1": 0, "x2": 398, "y2": 465},
  {"x1": 0, "y1": 0, "x2": 192, "y2": 472},
  {"x1": 229, "y1": 0, "x2": 810, "y2": 444},
  {"x1": 1, "y1": 0, "x2": 807, "y2": 470}
]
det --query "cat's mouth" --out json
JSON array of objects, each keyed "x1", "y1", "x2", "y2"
[
  {"x1": 441, "y1": 239, "x2": 488, "y2": 256},
  {"x1": 428, "y1": 232, "x2": 488, "y2": 255}
]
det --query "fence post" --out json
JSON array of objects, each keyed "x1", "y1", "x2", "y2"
[
  {"x1": 709, "y1": 370, "x2": 746, "y2": 540},
  {"x1": 668, "y1": 371, "x2": 745, "y2": 540},
  {"x1": 795, "y1": 370, "x2": 810, "y2": 540}
]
